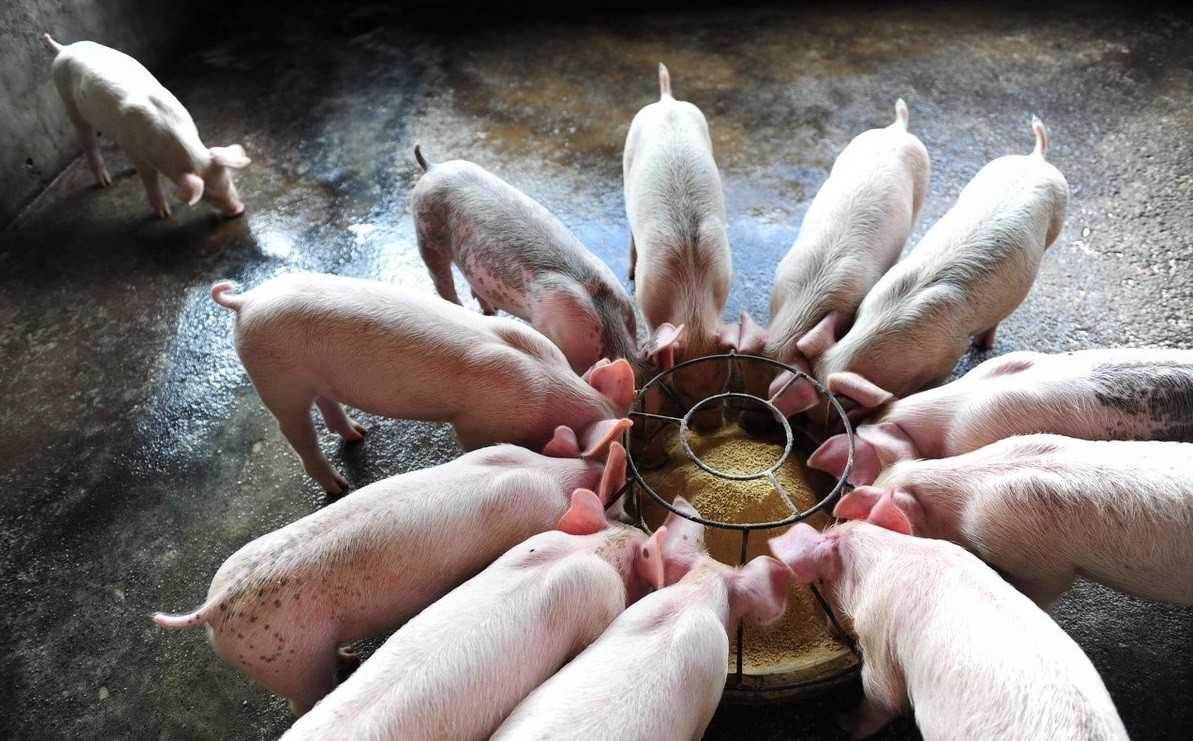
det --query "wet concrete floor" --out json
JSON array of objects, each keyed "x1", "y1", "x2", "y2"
[{"x1": 1, "y1": 1, "x2": 1191, "y2": 738}]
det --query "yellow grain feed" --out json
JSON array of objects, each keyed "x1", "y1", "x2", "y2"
[{"x1": 636, "y1": 421, "x2": 856, "y2": 690}]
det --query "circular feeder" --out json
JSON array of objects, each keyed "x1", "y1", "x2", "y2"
[{"x1": 625, "y1": 352, "x2": 861, "y2": 701}]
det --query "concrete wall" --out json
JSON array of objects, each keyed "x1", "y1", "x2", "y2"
[{"x1": 0, "y1": 0, "x2": 209, "y2": 231}]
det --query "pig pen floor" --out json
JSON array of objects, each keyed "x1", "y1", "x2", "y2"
[{"x1": 2, "y1": 1, "x2": 1191, "y2": 738}]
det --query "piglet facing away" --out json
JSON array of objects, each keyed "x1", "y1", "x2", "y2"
[
  {"x1": 834, "y1": 434, "x2": 1193, "y2": 610},
  {"x1": 281, "y1": 488, "x2": 660, "y2": 740},
  {"x1": 152, "y1": 442, "x2": 628, "y2": 715},
  {"x1": 412, "y1": 146, "x2": 641, "y2": 375},
  {"x1": 769, "y1": 521, "x2": 1128, "y2": 740},
  {"x1": 492, "y1": 497, "x2": 791, "y2": 741},
  {"x1": 624, "y1": 63, "x2": 757, "y2": 423},
  {"x1": 747, "y1": 98, "x2": 931, "y2": 422},
  {"x1": 42, "y1": 34, "x2": 250, "y2": 218},
  {"x1": 806, "y1": 117, "x2": 1069, "y2": 405},
  {"x1": 210, "y1": 272, "x2": 634, "y2": 493},
  {"x1": 809, "y1": 347, "x2": 1193, "y2": 485}
]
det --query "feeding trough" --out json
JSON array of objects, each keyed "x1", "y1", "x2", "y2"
[{"x1": 624, "y1": 352, "x2": 862, "y2": 700}]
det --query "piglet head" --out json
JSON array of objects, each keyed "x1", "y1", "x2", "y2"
[
  {"x1": 640, "y1": 496, "x2": 708, "y2": 590},
  {"x1": 808, "y1": 420, "x2": 914, "y2": 487},
  {"x1": 768, "y1": 523, "x2": 840, "y2": 585},
  {"x1": 202, "y1": 144, "x2": 251, "y2": 217},
  {"x1": 585, "y1": 357, "x2": 636, "y2": 415},
  {"x1": 727, "y1": 555, "x2": 793, "y2": 628},
  {"x1": 832, "y1": 486, "x2": 916, "y2": 536}
]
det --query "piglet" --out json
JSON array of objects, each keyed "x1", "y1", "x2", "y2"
[
  {"x1": 833, "y1": 434, "x2": 1193, "y2": 610},
  {"x1": 809, "y1": 347, "x2": 1193, "y2": 485},
  {"x1": 42, "y1": 34, "x2": 249, "y2": 218},
  {"x1": 281, "y1": 488, "x2": 660, "y2": 740},
  {"x1": 210, "y1": 272, "x2": 634, "y2": 492},
  {"x1": 492, "y1": 497, "x2": 791, "y2": 741},
  {"x1": 746, "y1": 99, "x2": 931, "y2": 423},
  {"x1": 152, "y1": 442, "x2": 628, "y2": 714},
  {"x1": 412, "y1": 146, "x2": 642, "y2": 375},
  {"x1": 624, "y1": 63, "x2": 760, "y2": 426},
  {"x1": 804, "y1": 117, "x2": 1069, "y2": 406},
  {"x1": 769, "y1": 520, "x2": 1128, "y2": 740}
]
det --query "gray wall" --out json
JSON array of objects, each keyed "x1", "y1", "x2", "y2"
[{"x1": 0, "y1": 0, "x2": 209, "y2": 231}]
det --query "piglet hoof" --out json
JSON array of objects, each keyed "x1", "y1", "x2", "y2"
[
  {"x1": 335, "y1": 646, "x2": 361, "y2": 683},
  {"x1": 155, "y1": 205, "x2": 172, "y2": 219},
  {"x1": 96, "y1": 170, "x2": 113, "y2": 187}
]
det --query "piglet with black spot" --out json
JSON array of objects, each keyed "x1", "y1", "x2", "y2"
[{"x1": 809, "y1": 348, "x2": 1193, "y2": 485}]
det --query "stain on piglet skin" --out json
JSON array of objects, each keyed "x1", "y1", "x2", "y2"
[{"x1": 1091, "y1": 361, "x2": 1193, "y2": 439}]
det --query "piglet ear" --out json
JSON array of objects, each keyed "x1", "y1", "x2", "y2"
[
  {"x1": 174, "y1": 172, "x2": 204, "y2": 205},
  {"x1": 557, "y1": 488, "x2": 609, "y2": 536},
  {"x1": 795, "y1": 311, "x2": 843, "y2": 362},
  {"x1": 868, "y1": 489, "x2": 913, "y2": 535},
  {"x1": 731, "y1": 556, "x2": 793, "y2": 626},
  {"x1": 716, "y1": 312, "x2": 768, "y2": 355},
  {"x1": 542, "y1": 425, "x2": 581, "y2": 458},
  {"x1": 768, "y1": 523, "x2": 838, "y2": 584},
  {"x1": 579, "y1": 418, "x2": 632, "y2": 459},
  {"x1": 833, "y1": 486, "x2": 884, "y2": 520},
  {"x1": 210, "y1": 145, "x2": 251, "y2": 169},
  {"x1": 581, "y1": 358, "x2": 612, "y2": 383},
  {"x1": 638, "y1": 526, "x2": 668, "y2": 591},
  {"x1": 587, "y1": 358, "x2": 635, "y2": 412},
  {"x1": 828, "y1": 372, "x2": 896, "y2": 413},
  {"x1": 641, "y1": 323, "x2": 683, "y2": 373},
  {"x1": 596, "y1": 441, "x2": 627, "y2": 504},
  {"x1": 768, "y1": 366, "x2": 820, "y2": 417},
  {"x1": 807, "y1": 433, "x2": 853, "y2": 481}
]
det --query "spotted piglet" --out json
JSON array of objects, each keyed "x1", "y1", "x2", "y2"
[
  {"x1": 769, "y1": 521, "x2": 1128, "y2": 740},
  {"x1": 281, "y1": 489, "x2": 660, "y2": 739},
  {"x1": 805, "y1": 118, "x2": 1069, "y2": 406},
  {"x1": 808, "y1": 347, "x2": 1193, "y2": 485},
  {"x1": 42, "y1": 34, "x2": 249, "y2": 218},
  {"x1": 833, "y1": 434, "x2": 1193, "y2": 610},
  {"x1": 153, "y1": 442, "x2": 628, "y2": 715},
  {"x1": 210, "y1": 272, "x2": 634, "y2": 493},
  {"x1": 412, "y1": 146, "x2": 642, "y2": 375},
  {"x1": 492, "y1": 497, "x2": 791, "y2": 741}
]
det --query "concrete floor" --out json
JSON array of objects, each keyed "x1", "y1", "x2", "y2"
[{"x1": 1, "y1": 1, "x2": 1191, "y2": 738}]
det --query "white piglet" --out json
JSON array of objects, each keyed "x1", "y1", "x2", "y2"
[
  {"x1": 624, "y1": 63, "x2": 759, "y2": 423},
  {"x1": 750, "y1": 99, "x2": 931, "y2": 420},
  {"x1": 153, "y1": 442, "x2": 628, "y2": 715},
  {"x1": 805, "y1": 118, "x2": 1069, "y2": 409},
  {"x1": 770, "y1": 521, "x2": 1128, "y2": 740},
  {"x1": 492, "y1": 497, "x2": 791, "y2": 741},
  {"x1": 210, "y1": 272, "x2": 634, "y2": 493},
  {"x1": 42, "y1": 34, "x2": 250, "y2": 218},
  {"x1": 809, "y1": 347, "x2": 1193, "y2": 485},
  {"x1": 834, "y1": 434, "x2": 1193, "y2": 609},
  {"x1": 281, "y1": 488, "x2": 661, "y2": 740}
]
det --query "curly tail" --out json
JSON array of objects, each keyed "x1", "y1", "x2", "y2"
[
  {"x1": 894, "y1": 98, "x2": 909, "y2": 128},
  {"x1": 658, "y1": 62, "x2": 672, "y2": 99},
  {"x1": 152, "y1": 606, "x2": 209, "y2": 629},
  {"x1": 414, "y1": 144, "x2": 430, "y2": 171},
  {"x1": 1030, "y1": 116, "x2": 1048, "y2": 158},
  {"x1": 211, "y1": 281, "x2": 242, "y2": 311},
  {"x1": 41, "y1": 34, "x2": 63, "y2": 53}
]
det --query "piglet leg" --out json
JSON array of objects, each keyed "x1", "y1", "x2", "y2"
[
  {"x1": 315, "y1": 396, "x2": 366, "y2": 440},
  {"x1": 268, "y1": 397, "x2": 349, "y2": 494},
  {"x1": 133, "y1": 163, "x2": 170, "y2": 218},
  {"x1": 63, "y1": 99, "x2": 111, "y2": 186}
]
